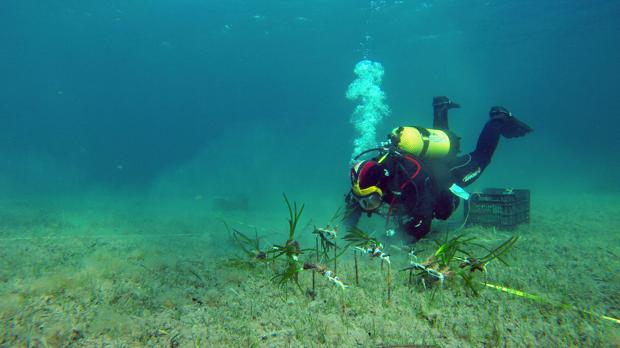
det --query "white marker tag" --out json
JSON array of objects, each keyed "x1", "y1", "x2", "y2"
[{"x1": 449, "y1": 183, "x2": 471, "y2": 200}]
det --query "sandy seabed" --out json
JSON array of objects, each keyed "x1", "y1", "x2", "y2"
[{"x1": 0, "y1": 194, "x2": 619, "y2": 347}]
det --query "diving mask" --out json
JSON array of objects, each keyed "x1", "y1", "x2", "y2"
[
  {"x1": 356, "y1": 191, "x2": 383, "y2": 211},
  {"x1": 351, "y1": 182, "x2": 384, "y2": 211},
  {"x1": 350, "y1": 160, "x2": 385, "y2": 211}
]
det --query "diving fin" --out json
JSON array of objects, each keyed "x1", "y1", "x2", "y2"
[
  {"x1": 501, "y1": 117, "x2": 533, "y2": 138},
  {"x1": 489, "y1": 106, "x2": 533, "y2": 138},
  {"x1": 433, "y1": 96, "x2": 461, "y2": 110}
]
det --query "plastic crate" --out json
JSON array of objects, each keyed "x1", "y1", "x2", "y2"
[{"x1": 464, "y1": 188, "x2": 530, "y2": 230}]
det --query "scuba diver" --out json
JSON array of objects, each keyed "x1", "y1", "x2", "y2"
[{"x1": 345, "y1": 96, "x2": 532, "y2": 242}]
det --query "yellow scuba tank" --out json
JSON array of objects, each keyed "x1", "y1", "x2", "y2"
[{"x1": 389, "y1": 126, "x2": 458, "y2": 159}]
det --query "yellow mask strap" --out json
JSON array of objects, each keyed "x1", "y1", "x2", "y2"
[{"x1": 352, "y1": 182, "x2": 383, "y2": 198}]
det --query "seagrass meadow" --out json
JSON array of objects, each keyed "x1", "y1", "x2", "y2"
[
  {"x1": 2, "y1": 1, "x2": 620, "y2": 347},
  {"x1": 1, "y1": 193, "x2": 618, "y2": 347}
]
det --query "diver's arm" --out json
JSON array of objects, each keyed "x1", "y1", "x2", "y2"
[
  {"x1": 404, "y1": 214, "x2": 433, "y2": 241},
  {"x1": 402, "y1": 177, "x2": 435, "y2": 241},
  {"x1": 343, "y1": 192, "x2": 362, "y2": 229}
]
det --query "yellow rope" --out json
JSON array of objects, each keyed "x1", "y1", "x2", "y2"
[
  {"x1": 483, "y1": 282, "x2": 620, "y2": 325},
  {"x1": 483, "y1": 282, "x2": 544, "y2": 301}
]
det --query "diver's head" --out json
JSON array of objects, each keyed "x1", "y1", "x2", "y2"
[{"x1": 350, "y1": 160, "x2": 385, "y2": 212}]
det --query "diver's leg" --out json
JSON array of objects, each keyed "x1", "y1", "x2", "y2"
[
  {"x1": 450, "y1": 107, "x2": 532, "y2": 187},
  {"x1": 433, "y1": 96, "x2": 460, "y2": 130},
  {"x1": 450, "y1": 119, "x2": 502, "y2": 187}
]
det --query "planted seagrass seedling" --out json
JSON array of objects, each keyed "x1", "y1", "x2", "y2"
[
  {"x1": 455, "y1": 235, "x2": 520, "y2": 294},
  {"x1": 403, "y1": 234, "x2": 471, "y2": 284},
  {"x1": 344, "y1": 227, "x2": 390, "y2": 263},
  {"x1": 303, "y1": 262, "x2": 346, "y2": 290},
  {"x1": 226, "y1": 225, "x2": 267, "y2": 261},
  {"x1": 311, "y1": 207, "x2": 347, "y2": 282},
  {"x1": 272, "y1": 255, "x2": 304, "y2": 292},
  {"x1": 313, "y1": 225, "x2": 337, "y2": 261},
  {"x1": 267, "y1": 194, "x2": 307, "y2": 292},
  {"x1": 268, "y1": 195, "x2": 305, "y2": 259},
  {"x1": 226, "y1": 223, "x2": 269, "y2": 268},
  {"x1": 401, "y1": 233, "x2": 520, "y2": 295},
  {"x1": 311, "y1": 224, "x2": 337, "y2": 295},
  {"x1": 344, "y1": 226, "x2": 392, "y2": 300}
]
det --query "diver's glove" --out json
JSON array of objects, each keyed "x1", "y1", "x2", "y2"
[{"x1": 489, "y1": 106, "x2": 533, "y2": 138}]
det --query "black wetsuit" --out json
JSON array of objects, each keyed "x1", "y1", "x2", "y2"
[{"x1": 345, "y1": 118, "x2": 507, "y2": 241}]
